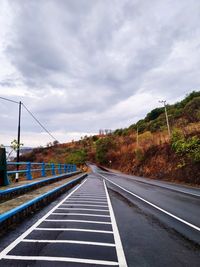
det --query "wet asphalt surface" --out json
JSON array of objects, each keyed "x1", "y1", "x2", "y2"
[
  {"x1": 108, "y1": 185, "x2": 200, "y2": 266},
  {"x1": 0, "y1": 169, "x2": 200, "y2": 266},
  {"x1": 98, "y1": 169, "x2": 200, "y2": 245}
]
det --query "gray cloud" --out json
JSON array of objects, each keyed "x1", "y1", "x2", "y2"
[{"x1": 0, "y1": 0, "x2": 200, "y2": 145}]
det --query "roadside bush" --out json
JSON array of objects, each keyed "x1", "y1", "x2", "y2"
[
  {"x1": 135, "y1": 148, "x2": 144, "y2": 162},
  {"x1": 95, "y1": 137, "x2": 116, "y2": 164},
  {"x1": 171, "y1": 130, "x2": 200, "y2": 162},
  {"x1": 66, "y1": 149, "x2": 87, "y2": 165},
  {"x1": 183, "y1": 96, "x2": 200, "y2": 122}
]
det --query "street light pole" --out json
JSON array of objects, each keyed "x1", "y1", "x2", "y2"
[
  {"x1": 16, "y1": 101, "x2": 22, "y2": 182},
  {"x1": 159, "y1": 100, "x2": 171, "y2": 138}
]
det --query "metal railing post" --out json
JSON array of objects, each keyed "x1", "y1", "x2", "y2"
[
  {"x1": 66, "y1": 164, "x2": 69, "y2": 173},
  {"x1": 41, "y1": 162, "x2": 46, "y2": 177},
  {"x1": 51, "y1": 163, "x2": 55, "y2": 176},
  {"x1": 58, "y1": 163, "x2": 62, "y2": 174},
  {"x1": 26, "y1": 162, "x2": 32, "y2": 180},
  {"x1": 64, "y1": 164, "x2": 67, "y2": 173}
]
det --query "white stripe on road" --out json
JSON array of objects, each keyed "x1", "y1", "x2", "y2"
[
  {"x1": 104, "y1": 171, "x2": 200, "y2": 197},
  {"x1": 45, "y1": 219, "x2": 112, "y2": 224},
  {"x1": 52, "y1": 212, "x2": 110, "y2": 217},
  {"x1": 103, "y1": 180, "x2": 128, "y2": 267},
  {"x1": 22, "y1": 239, "x2": 115, "y2": 247},
  {"x1": 55, "y1": 208, "x2": 109, "y2": 212},
  {"x1": 0, "y1": 179, "x2": 88, "y2": 260},
  {"x1": 69, "y1": 197, "x2": 107, "y2": 200},
  {"x1": 61, "y1": 204, "x2": 108, "y2": 207},
  {"x1": 70, "y1": 195, "x2": 107, "y2": 197},
  {"x1": 2, "y1": 255, "x2": 119, "y2": 266},
  {"x1": 35, "y1": 228, "x2": 113, "y2": 234},
  {"x1": 65, "y1": 200, "x2": 107, "y2": 203},
  {"x1": 100, "y1": 174, "x2": 200, "y2": 232}
]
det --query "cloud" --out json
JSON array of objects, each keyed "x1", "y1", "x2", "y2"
[{"x1": 0, "y1": 0, "x2": 200, "y2": 146}]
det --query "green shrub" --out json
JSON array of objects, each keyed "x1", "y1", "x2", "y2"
[
  {"x1": 183, "y1": 96, "x2": 200, "y2": 122},
  {"x1": 171, "y1": 130, "x2": 200, "y2": 162},
  {"x1": 145, "y1": 107, "x2": 164, "y2": 122},
  {"x1": 95, "y1": 137, "x2": 116, "y2": 164},
  {"x1": 135, "y1": 148, "x2": 144, "y2": 162},
  {"x1": 66, "y1": 149, "x2": 87, "y2": 165}
]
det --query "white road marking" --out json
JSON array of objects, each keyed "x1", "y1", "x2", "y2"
[
  {"x1": 35, "y1": 228, "x2": 113, "y2": 234},
  {"x1": 73, "y1": 194, "x2": 106, "y2": 198},
  {"x1": 100, "y1": 174, "x2": 200, "y2": 232},
  {"x1": 65, "y1": 200, "x2": 107, "y2": 204},
  {"x1": 45, "y1": 219, "x2": 112, "y2": 224},
  {"x1": 52, "y1": 212, "x2": 110, "y2": 217},
  {"x1": 61, "y1": 204, "x2": 108, "y2": 207},
  {"x1": 103, "y1": 171, "x2": 200, "y2": 197},
  {"x1": 103, "y1": 180, "x2": 128, "y2": 267},
  {"x1": 0, "y1": 178, "x2": 88, "y2": 260},
  {"x1": 70, "y1": 195, "x2": 106, "y2": 199},
  {"x1": 2, "y1": 255, "x2": 119, "y2": 266},
  {"x1": 22, "y1": 239, "x2": 115, "y2": 247},
  {"x1": 69, "y1": 197, "x2": 107, "y2": 200},
  {"x1": 55, "y1": 208, "x2": 109, "y2": 212}
]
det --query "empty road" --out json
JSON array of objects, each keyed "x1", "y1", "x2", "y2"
[{"x1": 0, "y1": 167, "x2": 199, "y2": 266}]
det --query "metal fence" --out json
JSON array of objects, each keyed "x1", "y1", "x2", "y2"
[{"x1": 7, "y1": 162, "x2": 77, "y2": 180}]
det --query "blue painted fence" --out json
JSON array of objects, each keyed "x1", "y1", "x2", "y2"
[{"x1": 7, "y1": 162, "x2": 77, "y2": 180}]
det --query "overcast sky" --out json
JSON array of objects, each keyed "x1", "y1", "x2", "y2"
[{"x1": 0, "y1": 0, "x2": 200, "y2": 147}]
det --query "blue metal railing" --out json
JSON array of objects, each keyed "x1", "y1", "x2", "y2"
[{"x1": 7, "y1": 162, "x2": 77, "y2": 180}]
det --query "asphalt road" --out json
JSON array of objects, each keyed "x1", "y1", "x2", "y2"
[
  {"x1": 0, "y1": 168, "x2": 200, "y2": 266},
  {"x1": 94, "y1": 166, "x2": 200, "y2": 241}
]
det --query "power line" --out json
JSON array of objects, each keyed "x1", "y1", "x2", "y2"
[
  {"x1": 22, "y1": 103, "x2": 58, "y2": 142},
  {"x1": 0, "y1": 96, "x2": 19, "y2": 104},
  {"x1": 0, "y1": 95, "x2": 58, "y2": 142}
]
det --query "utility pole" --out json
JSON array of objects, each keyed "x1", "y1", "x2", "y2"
[
  {"x1": 159, "y1": 100, "x2": 171, "y2": 138},
  {"x1": 136, "y1": 125, "x2": 139, "y2": 147},
  {"x1": 16, "y1": 101, "x2": 22, "y2": 182}
]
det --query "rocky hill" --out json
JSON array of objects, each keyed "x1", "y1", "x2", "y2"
[{"x1": 20, "y1": 91, "x2": 200, "y2": 185}]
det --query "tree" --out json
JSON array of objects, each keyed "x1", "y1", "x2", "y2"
[
  {"x1": 145, "y1": 107, "x2": 164, "y2": 122},
  {"x1": 11, "y1": 139, "x2": 24, "y2": 151},
  {"x1": 95, "y1": 137, "x2": 116, "y2": 164},
  {"x1": 66, "y1": 149, "x2": 87, "y2": 165}
]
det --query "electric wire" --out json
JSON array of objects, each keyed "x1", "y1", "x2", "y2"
[
  {"x1": 22, "y1": 103, "x2": 58, "y2": 142},
  {"x1": 0, "y1": 96, "x2": 19, "y2": 104},
  {"x1": 0, "y1": 96, "x2": 58, "y2": 142}
]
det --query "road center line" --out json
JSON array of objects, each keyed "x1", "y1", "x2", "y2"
[
  {"x1": 100, "y1": 174, "x2": 200, "y2": 232},
  {"x1": 103, "y1": 171, "x2": 200, "y2": 198},
  {"x1": 103, "y1": 180, "x2": 128, "y2": 267}
]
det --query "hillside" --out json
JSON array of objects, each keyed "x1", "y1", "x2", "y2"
[{"x1": 20, "y1": 91, "x2": 200, "y2": 185}]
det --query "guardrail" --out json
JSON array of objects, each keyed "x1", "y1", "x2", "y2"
[{"x1": 7, "y1": 162, "x2": 77, "y2": 180}]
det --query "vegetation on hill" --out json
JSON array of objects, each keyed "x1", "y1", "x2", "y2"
[{"x1": 20, "y1": 91, "x2": 200, "y2": 185}]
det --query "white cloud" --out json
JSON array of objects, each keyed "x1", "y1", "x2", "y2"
[{"x1": 0, "y1": 0, "x2": 199, "y2": 147}]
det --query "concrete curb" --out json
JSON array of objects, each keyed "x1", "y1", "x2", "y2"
[
  {"x1": 0, "y1": 171, "x2": 82, "y2": 201},
  {"x1": 0, "y1": 173, "x2": 87, "y2": 231}
]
